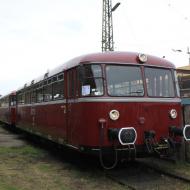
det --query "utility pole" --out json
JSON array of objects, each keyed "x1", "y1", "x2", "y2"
[{"x1": 102, "y1": 0, "x2": 120, "y2": 52}]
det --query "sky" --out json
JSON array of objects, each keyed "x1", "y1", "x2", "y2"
[{"x1": 0, "y1": 0, "x2": 190, "y2": 95}]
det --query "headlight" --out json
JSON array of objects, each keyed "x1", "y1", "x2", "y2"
[
  {"x1": 170, "y1": 109, "x2": 177, "y2": 119},
  {"x1": 109, "y1": 110, "x2": 120, "y2": 121},
  {"x1": 138, "y1": 53, "x2": 148, "y2": 63}
]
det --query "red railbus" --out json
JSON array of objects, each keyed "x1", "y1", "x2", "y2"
[{"x1": 0, "y1": 52, "x2": 190, "y2": 169}]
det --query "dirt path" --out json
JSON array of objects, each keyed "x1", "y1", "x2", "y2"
[{"x1": 0, "y1": 127, "x2": 26, "y2": 147}]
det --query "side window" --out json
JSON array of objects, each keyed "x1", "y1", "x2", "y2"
[
  {"x1": 1, "y1": 98, "x2": 4, "y2": 107},
  {"x1": 44, "y1": 83, "x2": 52, "y2": 101},
  {"x1": 6, "y1": 97, "x2": 9, "y2": 106},
  {"x1": 53, "y1": 73, "x2": 64, "y2": 100},
  {"x1": 25, "y1": 90, "x2": 31, "y2": 104},
  {"x1": 17, "y1": 92, "x2": 25, "y2": 104},
  {"x1": 36, "y1": 87, "x2": 43, "y2": 102},
  {"x1": 2, "y1": 98, "x2": 5, "y2": 107},
  {"x1": 31, "y1": 88, "x2": 36, "y2": 103}
]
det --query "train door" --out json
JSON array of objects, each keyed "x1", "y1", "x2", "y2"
[
  {"x1": 66, "y1": 68, "x2": 78, "y2": 145},
  {"x1": 9, "y1": 94, "x2": 16, "y2": 126},
  {"x1": 51, "y1": 73, "x2": 67, "y2": 140}
]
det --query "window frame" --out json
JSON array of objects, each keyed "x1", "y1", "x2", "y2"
[
  {"x1": 43, "y1": 82, "x2": 53, "y2": 102},
  {"x1": 17, "y1": 91, "x2": 25, "y2": 105},
  {"x1": 144, "y1": 66, "x2": 175, "y2": 98},
  {"x1": 105, "y1": 64, "x2": 144, "y2": 97},
  {"x1": 52, "y1": 73, "x2": 64, "y2": 100},
  {"x1": 78, "y1": 64, "x2": 104, "y2": 97}
]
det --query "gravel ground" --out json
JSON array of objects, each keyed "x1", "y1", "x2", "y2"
[{"x1": 0, "y1": 125, "x2": 127, "y2": 190}]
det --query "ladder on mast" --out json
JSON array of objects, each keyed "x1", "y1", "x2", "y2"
[
  {"x1": 102, "y1": 0, "x2": 114, "y2": 52},
  {"x1": 102, "y1": 0, "x2": 120, "y2": 52}
]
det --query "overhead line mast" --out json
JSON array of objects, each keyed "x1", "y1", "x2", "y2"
[{"x1": 102, "y1": 0, "x2": 120, "y2": 52}]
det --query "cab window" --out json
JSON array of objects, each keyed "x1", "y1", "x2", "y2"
[{"x1": 79, "y1": 65, "x2": 104, "y2": 96}]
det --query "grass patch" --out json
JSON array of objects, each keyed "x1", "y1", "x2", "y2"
[
  {"x1": 0, "y1": 126, "x2": 128, "y2": 190},
  {"x1": 38, "y1": 163, "x2": 52, "y2": 172},
  {"x1": 0, "y1": 181, "x2": 20, "y2": 190},
  {"x1": 0, "y1": 145, "x2": 46, "y2": 158}
]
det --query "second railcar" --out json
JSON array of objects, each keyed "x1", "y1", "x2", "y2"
[{"x1": 0, "y1": 92, "x2": 16, "y2": 126}]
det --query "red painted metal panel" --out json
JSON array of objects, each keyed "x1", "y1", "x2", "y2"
[
  {"x1": 65, "y1": 101, "x2": 182, "y2": 147},
  {"x1": 17, "y1": 102, "x2": 67, "y2": 140}
]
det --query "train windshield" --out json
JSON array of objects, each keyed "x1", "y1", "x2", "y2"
[
  {"x1": 145, "y1": 67, "x2": 175, "y2": 97},
  {"x1": 106, "y1": 65, "x2": 144, "y2": 96}
]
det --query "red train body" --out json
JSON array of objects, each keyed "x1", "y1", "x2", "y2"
[{"x1": 1, "y1": 52, "x2": 190, "y2": 168}]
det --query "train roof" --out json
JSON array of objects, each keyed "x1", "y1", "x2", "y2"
[
  {"x1": 61, "y1": 51, "x2": 175, "y2": 69},
  {"x1": 0, "y1": 91, "x2": 16, "y2": 99},
  {"x1": 17, "y1": 51, "x2": 175, "y2": 91}
]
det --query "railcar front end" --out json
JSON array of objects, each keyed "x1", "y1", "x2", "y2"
[{"x1": 74, "y1": 53, "x2": 190, "y2": 168}]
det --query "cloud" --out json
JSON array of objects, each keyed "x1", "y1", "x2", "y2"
[{"x1": 0, "y1": 0, "x2": 190, "y2": 95}]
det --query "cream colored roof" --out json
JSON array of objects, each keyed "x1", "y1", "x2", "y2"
[{"x1": 177, "y1": 65, "x2": 190, "y2": 70}]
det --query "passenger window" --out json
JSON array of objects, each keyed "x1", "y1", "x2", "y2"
[
  {"x1": 17, "y1": 93, "x2": 25, "y2": 104},
  {"x1": 31, "y1": 89, "x2": 36, "y2": 103},
  {"x1": 52, "y1": 73, "x2": 64, "y2": 100},
  {"x1": 58, "y1": 74, "x2": 63, "y2": 80},
  {"x1": 25, "y1": 91, "x2": 31, "y2": 104},
  {"x1": 44, "y1": 84, "x2": 52, "y2": 101},
  {"x1": 36, "y1": 88, "x2": 43, "y2": 102}
]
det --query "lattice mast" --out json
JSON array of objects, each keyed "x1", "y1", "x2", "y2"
[{"x1": 102, "y1": 0, "x2": 114, "y2": 52}]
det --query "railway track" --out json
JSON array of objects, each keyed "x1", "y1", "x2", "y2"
[
  {"x1": 106, "y1": 161, "x2": 190, "y2": 190},
  {"x1": 1, "y1": 124, "x2": 190, "y2": 190}
]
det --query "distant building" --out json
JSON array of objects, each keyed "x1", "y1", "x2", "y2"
[{"x1": 177, "y1": 66, "x2": 190, "y2": 99}]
